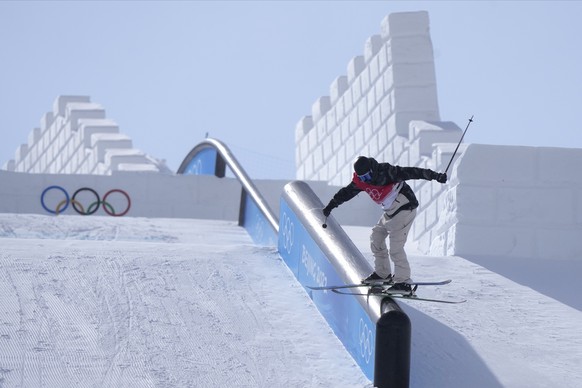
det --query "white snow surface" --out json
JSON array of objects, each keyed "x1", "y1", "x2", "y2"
[{"x1": 1, "y1": 214, "x2": 582, "y2": 387}]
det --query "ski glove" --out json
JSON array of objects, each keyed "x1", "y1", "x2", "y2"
[
  {"x1": 434, "y1": 172, "x2": 447, "y2": 183},
  {"x1": 323, "y1": 200, "x2": 338, "y2": 217}
]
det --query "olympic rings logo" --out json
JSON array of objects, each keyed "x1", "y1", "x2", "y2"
[
  {"x1": 365, "y1": 187, "x2": 382, "y2": 201},
  {"x1": 281, "y1": 212, "x2": 294, "y2": 254},
  {"x1": 186, "y1": 159, "x2": 203, "y2": 175},
  {"x1": 41, "y1": 186, "x2": 131, "y2": 216},
  {"x1": 253, "y1": 213, "x2": 266, "y2": 242},
  {"x1": 359, "y1": 318, "x2": 373, "y2": 364}
]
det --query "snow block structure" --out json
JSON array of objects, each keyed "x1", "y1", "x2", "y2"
[
  {"x1": 435, "y1": 144, "x2": 582, "y2": 260},
  {"x1": 3, "y1": 96, "x2": 170, "y2": 175},
  {"x1": 295, "y1": 11, "x2": 582, "y2": 260}
]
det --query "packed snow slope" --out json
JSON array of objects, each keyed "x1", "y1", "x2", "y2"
[
  {"x1": 0, "y1": 214, "x2": 369, "y2": 387},
  {"x1": 1, "y1": 214, "x2": 582, "y2": 387},
  {"x1": 346, "y1": 226, "x2": 582, "y2": 387}
]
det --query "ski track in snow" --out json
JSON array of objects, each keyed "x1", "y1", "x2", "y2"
[
  {"x1": 0, "y1": 214, "x2": 371, "y2": 388},
  {"x1": 2, "y1": 214, "x2": 582, "y2": 387}
]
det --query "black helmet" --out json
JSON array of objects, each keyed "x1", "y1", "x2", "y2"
[{"x1": 353, "y1": 156, "x2": 371, "y2": 175}]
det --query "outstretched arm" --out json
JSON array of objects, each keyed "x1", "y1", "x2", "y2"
[
  {"x1": 323, "y1": 183, "x2": 361, "y2": 216},
  {"x1": 391, "y1": 165, "x2": 447, "y2": 183}
]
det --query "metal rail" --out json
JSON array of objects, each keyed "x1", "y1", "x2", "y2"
[{"x1": 177, "y1": 138, "x2": 279, "y2": 233}]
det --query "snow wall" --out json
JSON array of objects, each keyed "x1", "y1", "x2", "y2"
[
  {"x1": 435, "y1": 144, "x2": 582, "y2": 260},
  {"x1": 5, "y1": 142, "x2": 578, "y2": 261},
  {"x1": 0, "y1": 169, "x2": 241, "y2": 220}
]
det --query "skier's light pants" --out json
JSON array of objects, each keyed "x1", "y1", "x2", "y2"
[{"x1": 370, "y1": 208, "x2": 416, "y2": 283}]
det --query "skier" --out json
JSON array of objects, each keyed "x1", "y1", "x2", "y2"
[{"x1": 322, "y1": 156, "x2": 447, "y2": 293}]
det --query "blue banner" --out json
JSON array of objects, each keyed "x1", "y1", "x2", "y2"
[
  {"x1": 241, "y1": 192, "x2": 277, "y2": 246},
  {"x1": 278, "y1": 199, "x2": 376, "y2": 380},
  {"x1": 182, "y1": 148, "x2": 217, "y2": 175}
]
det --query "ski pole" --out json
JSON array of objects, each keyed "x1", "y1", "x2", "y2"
[
  {"x1": 322, "y1": 216, "x2": 328, "y2": 229},
  {"x1": 444, "y1": 115, "x2": 474, "y2": 174}
]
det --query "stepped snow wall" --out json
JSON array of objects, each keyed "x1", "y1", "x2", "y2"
[
  {"x1": 3, "y1": 96, "x2": 170, "y2": 175},
  {"x1": 295, "y1": 11, "x2": 460, "y2": 185}
]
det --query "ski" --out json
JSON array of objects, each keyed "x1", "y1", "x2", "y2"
[
  {"x1": 331, "y1": 289, "x2": 466, "y2": 304},
  {"x1": 387, "y1": 294, "x2": 466, "y2": 304},
  {"x1": 306, "y1": 279, "x2": 451, "y2": 291}
]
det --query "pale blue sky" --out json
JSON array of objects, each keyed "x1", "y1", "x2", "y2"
[{"x1": 1, "y1": 1, "x2": 581, "y2": 179}]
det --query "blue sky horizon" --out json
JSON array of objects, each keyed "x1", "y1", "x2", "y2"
[{"x1": 2, "y1": 1, "x2": 581, "y2": 179}]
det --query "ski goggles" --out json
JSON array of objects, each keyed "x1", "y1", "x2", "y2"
[{"x1": 358, "y1": 170, "x2": 372, "y2": 182}]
